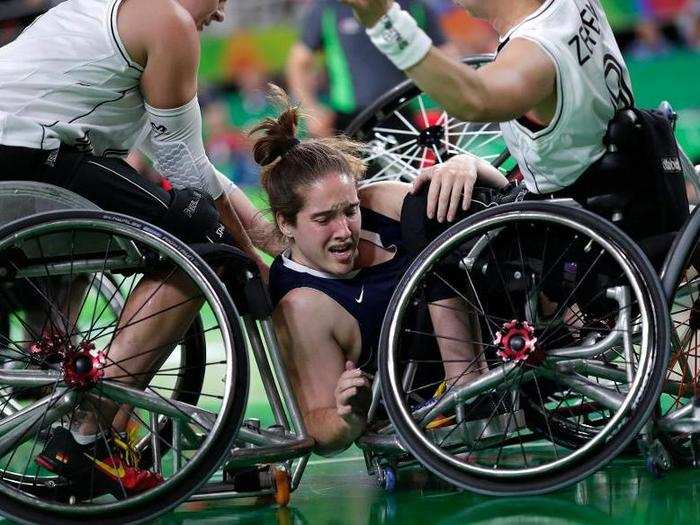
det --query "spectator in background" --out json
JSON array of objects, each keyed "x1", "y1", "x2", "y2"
[
  {"x1": 286, "y1": 0, "x2": 453, "y2": 136},
  {"x1": 427, "y1": 0, "x2": 498, "y2": 55},
  {"x1": 628, "y1": 0, "x2": 691, "y2": 58},
  {"x1": 628, "y1": 16, "x2": 674, "y2": 58},
  {"x1": 678, "y1": 0, "x2": 700, "y2": 49}
]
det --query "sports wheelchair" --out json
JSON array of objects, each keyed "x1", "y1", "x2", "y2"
[
  {"x1": 0, "y1": 55, "x2": 697, "y2": 524},
  {"x1": 0, "y1": 182, "x2": 313, "y2": 524},
  {"x1": 344, "y1": 55, "x2": 700, "y2": 493}
]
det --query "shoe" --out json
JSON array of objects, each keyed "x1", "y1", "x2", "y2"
[{"x1": 35, "y1": 427, "x2": 163, "y2": 499}]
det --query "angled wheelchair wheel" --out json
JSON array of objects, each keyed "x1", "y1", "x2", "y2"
[
  {"x1": 379, "y1": 202, "x2": 668, "y2": 495},
  {"x1": 660, "y1": 253, "x2": 700, "y2": 464},
  {"x1": 0, "y1": 210, "x2": 249, "y2": 524},
  {"x1": 345, "y1": 54, "x2": 516, "y2": 186},
  {"x1": 0, "y1": 273, "x2": 208, "y2": 468}
]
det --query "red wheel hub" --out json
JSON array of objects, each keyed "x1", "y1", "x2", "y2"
[
  {"x1": 494, "y1": 320, "x2": 537, "y2": 362},
  {"x1": 63, "y1": 342, "x2": 106, "y2": 388},
  {"x1": 29, "y1": 332, "x2": 69, "y2": 362}
]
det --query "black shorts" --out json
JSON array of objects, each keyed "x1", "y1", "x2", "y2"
[{"x1": 0, "y1": 144, "x2": 226, "y2": 245}]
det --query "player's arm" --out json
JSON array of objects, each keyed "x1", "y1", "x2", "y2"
[
  {"x1": 342, "y1": 0, "x2": 556, "y2": 123},
  {"x1": 407, "y1": 40, "x2": 556, "y2": 123},
  {"x1": 359, "y1": 154, "x2": 507, "y2": 224},
  {"x1": 120, "y1": 0, "x2": 275, "y2": 263},
  {"x1": 273, "y1": 289, "x2": 371, "y2": 456}
]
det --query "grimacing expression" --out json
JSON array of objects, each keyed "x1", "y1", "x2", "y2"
[{"x1": 280, "y1": 172, "x2": 361, "y2": 276}]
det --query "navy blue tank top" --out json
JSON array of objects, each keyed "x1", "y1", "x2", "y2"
[{"x1": 269, "y1": 207, "x2": 411, "y2": 372}]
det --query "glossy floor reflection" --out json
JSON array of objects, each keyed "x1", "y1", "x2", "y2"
[{"x1": 147, "y1": 448, "x2": 700, "y2": 525}]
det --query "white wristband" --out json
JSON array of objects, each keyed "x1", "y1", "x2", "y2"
[{"x1": 366, "y1": 3, "x2": 433, "y2": 71}]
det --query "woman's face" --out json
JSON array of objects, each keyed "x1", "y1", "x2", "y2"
[{"x1": 280, "y1": 172, "x2": 361, "y2": 276}]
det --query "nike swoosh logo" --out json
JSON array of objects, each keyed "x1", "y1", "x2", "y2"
[
  {"x1": 355, "y1": 286, "x2": 365, "y2": 304},
  {"x1": 84, "y1": 453, "x2": 125, "y2": 479}
]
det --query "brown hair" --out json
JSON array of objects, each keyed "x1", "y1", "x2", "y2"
[{"x1": 250, "y1": 85, "x2": 366, "y2": 235}]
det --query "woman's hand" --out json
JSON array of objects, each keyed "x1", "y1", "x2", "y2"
[
  {"x1": 411, "y1": 154, "x2": 508, "y2": 223},
  {"x1": 340, "y1": 0, "x2": 394, "y2": 27},
  {"x1": 335, "y1": 361, "x2": 372, "y2": 428}
]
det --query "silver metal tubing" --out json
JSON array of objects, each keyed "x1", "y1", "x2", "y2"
[
  {"x1": 357, "y1": 433, "x2": 407, "y2": 456},
  {"x1": 540, "y1": 369, "x2": 625, "y2": 411},
  {"x1": 260, "y1": 318, "x2": 308, "y2": 439},
  {"x1": 556, "y1": 359, "x2": 686, "y2": 397},
  {"x1": 0, "y1": 388, "x2": 67, "y2": 437},
  {"x1": 614, "y1": 286, "x2": 637, "y2": 383},
  {"x1": 189, "y1": 487, "x2": 275, "y2": 501},
  {"x1": 657, "y1": 417, "x2": 700, "y2": 434},
  {"x1": 367, "y1": 374, "x2": 383, "y2": 424},
  {"x1": 242, "y1": 315, "x2": 289, "y2": 429},
  {"x1": 0, "y1": 390, "x2": 77, "y2": 457},
  {"x1": 548, "y1": 286, "x2": 628, "y2": 359},
  {"x1": 224, "y1": 437, "x2": 315, "y2": 470},
  {"x1": 419, "y1": 362, "x2": 520, "y2": 425},
  {"x1": 460, "y1": 230, "x2": 504, "y2": 271},
  {"x1": 149, "y1": 412, "x2": 162, "y2": 474},
  {"x1": 291, "y1": 454, "x2": 308, "y2": 490},
  {"x1": 98, "y1": 380, "x2": 214, "y2": 426},
  {"x1": 0, "y1": 388, "x2": 23, "y2": 418},
  {"x1": 660, "y1": 401, "x2": 693, "y2": 422},
  {"x1": 0, "y1": 369, "x2": 61, "y2": 388},
  {"x1": 401, "y1": 361, "x2": 417, "y2": 392},
  {"x1": 236, "y1": 425, "x2": 292, "y2": 447}
]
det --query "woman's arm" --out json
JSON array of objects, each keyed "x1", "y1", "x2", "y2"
[
  {"x1": 358, "y1": 181, "x2": 411, "y2": 221},
  {"x1": 273, "y1": 289, "x2": 371, "y2": 455},
  {"x1": 360, "y1": 154, "x2": 508, "y2": 224}
]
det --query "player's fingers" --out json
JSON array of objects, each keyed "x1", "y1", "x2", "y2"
[
  {"x1": 435, "y1": 170, "x2": 454, "y2": 223},
  {"x1": 447, "y1": 175, "x2": 464, "y2": 222},
  {"x1": 462, "y1": 166, "x2": 478, "y2": 211},
  {"x1": 426, "y1": 171, "x2": 442, "y2": 220},
  {"x1": 411, "y1": 166, "x2": 434, "y2": 194}
]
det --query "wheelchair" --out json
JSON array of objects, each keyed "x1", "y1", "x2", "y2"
[
  {"x1": 0, "y1": 182, "x2": 313, "y2": 524},
  {"x1": 0, "y1": 55, "x2": 697, "y2": 523},
  {"x1": 345, "y1": 55, "x2": 700, "y2": 493}
]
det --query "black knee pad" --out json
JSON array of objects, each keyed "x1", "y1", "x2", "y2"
[{"x1": 161, "y1": 187, "x2": 224, "y2": 244}]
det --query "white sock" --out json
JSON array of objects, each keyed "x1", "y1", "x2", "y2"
[{"x1": 71, "y1": 430, "x2": 98, "y2": 445}]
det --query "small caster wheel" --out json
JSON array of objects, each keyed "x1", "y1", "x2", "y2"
[
  {"x1": 376, "y1": 465, "x2": 396, "y2": 492},
  {"x1": 643, "y1": 439, "x2": 672, "y2": 478},
  {"x1": 273, "y1": 466, "x2": 291, "y2": 507},
  {"x1": 646, "y1": 456, "x2": 663, "y2": 479}
]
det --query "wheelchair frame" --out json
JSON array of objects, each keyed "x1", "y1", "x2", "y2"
[
  {"x1": 0, "y1": 52, "x2": 698, "y2": 517},
  {"x1": 344, "y1": 53, "x2": 700, "y2": 484}
]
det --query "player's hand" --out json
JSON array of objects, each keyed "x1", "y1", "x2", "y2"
[
  {"x1": 340, "y1": 0, "x2": 394, "y2": 27},
  {"x1": 411, "y1": 154, "x2": 507, "y2": 223},
  {"x1": 335, "y1": 361, "x2": 372, "y2": 425},
  {"x1": 307, "y1": 105, "x2": 335, "y2": 138}
]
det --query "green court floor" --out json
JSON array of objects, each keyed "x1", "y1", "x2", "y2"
[{"x1": 144, "y1": 449, "x2": 700, "y2": 525}]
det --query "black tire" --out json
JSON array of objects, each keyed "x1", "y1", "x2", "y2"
[
  {"x1": 0, "y1": 210, "x2": 249, "y2": 525},
  {"x1": 659, "y1": 253, "x2": 700, "y2": 464},
  {"x1": 379, "y1": 202, "x2": 669, "y2": 495}
]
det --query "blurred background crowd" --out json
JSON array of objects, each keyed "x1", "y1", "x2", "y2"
[{"x1": 1, "y1": 0, "x2": 699, "y2": 188}]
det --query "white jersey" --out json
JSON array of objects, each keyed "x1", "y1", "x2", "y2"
[
  {"x1": 0, "y1": 0, "x2": 146, "y2": 157},
  {"x1": 499, "y1": 0, "x2": 634, "y2": 193}
]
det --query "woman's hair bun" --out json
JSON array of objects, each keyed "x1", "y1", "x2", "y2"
[{"x1": 250, "y1": 85, "x2": 301, "y2": 167}]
